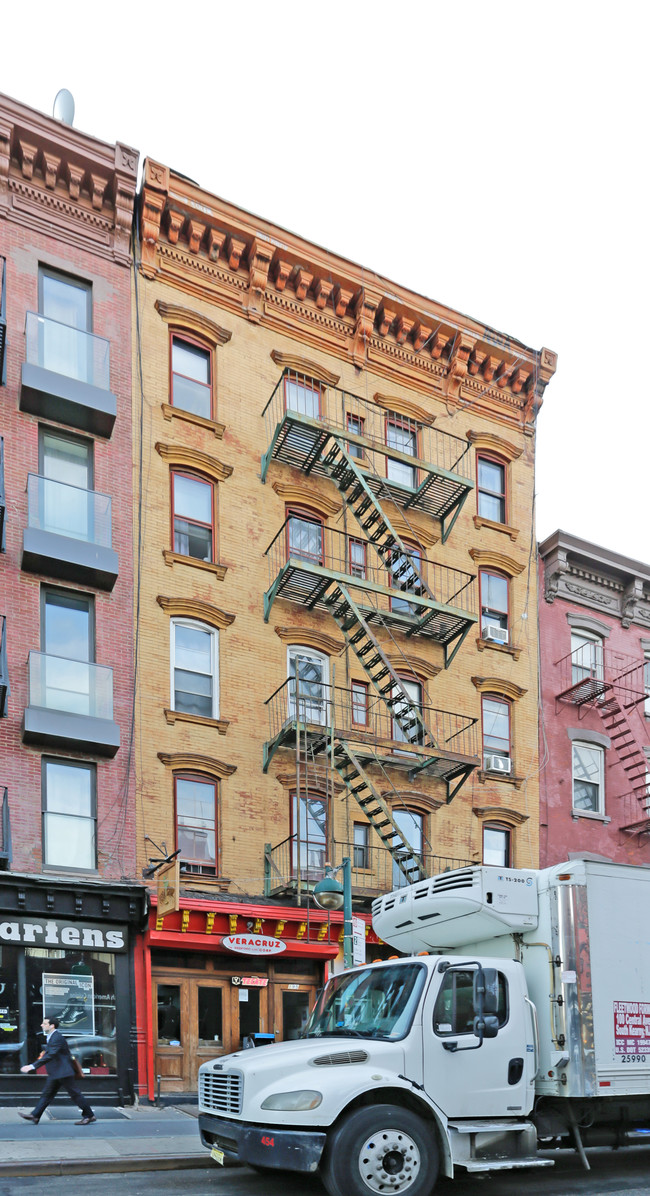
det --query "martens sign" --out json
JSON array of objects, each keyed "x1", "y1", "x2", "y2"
[{"x1": 0, "y1": 917, "x2": 127, "y2": 952}]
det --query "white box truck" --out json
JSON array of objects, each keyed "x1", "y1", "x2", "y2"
[{"x1": 198, "y1": 858, "x2": 650, "y2": 1195}]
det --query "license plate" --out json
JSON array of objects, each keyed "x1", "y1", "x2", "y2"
[{"x1": 211, "y1": 1146, "x2": 225, "y2": 1165}]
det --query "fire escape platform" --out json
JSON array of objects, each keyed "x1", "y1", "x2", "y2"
[
  {"x1": 555, "y1": 677, "x2": 612, "y2": 706},
  {"x1": 264, "y1": 557, "x2": 476, "y2": 648},
  {"x1": 262, "y1": 412, "x2": 473, "y2": 526}
]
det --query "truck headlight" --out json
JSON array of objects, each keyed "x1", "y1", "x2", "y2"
[{"x1": 261, "y1": 1090, "x2": 322, "y2": 1111}]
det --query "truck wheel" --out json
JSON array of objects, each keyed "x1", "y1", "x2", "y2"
[{"x1": 321, "y1": 1104, "x2": 438, "y2": 1196}]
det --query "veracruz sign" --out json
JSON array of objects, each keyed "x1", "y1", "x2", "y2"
[{"x1": 221, "y1": 934, "x2": 286, "y2": 956}]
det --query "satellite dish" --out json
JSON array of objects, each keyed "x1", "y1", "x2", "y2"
[{"x1": 53, "y1": 89, "x2": 75, "y2": 126}]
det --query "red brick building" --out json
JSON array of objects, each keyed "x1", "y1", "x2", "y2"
[
  {"x1": 538, "y1": 530, "x2": 650, "y2": 867},
  {"x1": 0, "y1": 93, "x2": 146, "y2": 1103}
]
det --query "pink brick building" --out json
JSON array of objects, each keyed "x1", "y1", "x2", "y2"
[
  {"x1": 538, "y1": 530, "x2": 650, "y2": 867},
  {"x1": 0, "y1": 93, "x2": 145, "y2": 1103}
]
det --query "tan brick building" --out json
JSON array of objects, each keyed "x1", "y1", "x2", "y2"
[{"x1": 132, "y1": 158, "x2": 556, "y2": 1095}]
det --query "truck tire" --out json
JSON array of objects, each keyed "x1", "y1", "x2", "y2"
[{"x1": 321, "y1": 1103, "x2": 439, "y2": 1196}]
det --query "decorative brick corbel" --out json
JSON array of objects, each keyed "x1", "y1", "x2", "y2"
[
  {"x1": 208, "y1": 228, "x2": 226, "y2": 261},
  {"x1": 350, "y1": 288, "x2": 381, "y2": 367},
  {"x1": 42, "y1": 153, "x2": 60, "y2": 190},
  {"x1": 376, "y1": 304, "x2": 395, "y2": 337},
  {"x1": 227, "y1": 235, "x2": 246, "y2": 270},
  {"x1": 543, "y1": 545, "x2": 569, "y2": 604},
  {"x1": 482, "y1": 355, "x2": 498, "y2": 382},
  {"x1": 140, "y1": 161, "x2": 169, "y2": 277},
  {"x1": 446, "y1": 332, "x2": 477, "y2": 401},
  {"x1": 293, "y1": 267, "x2": 313, "y2": 301},
  {"x1": 18, "y1": 139, "x2": 37, "y2": 180},
  {"x1": 468, "y1": 348, "x2": 486, "y2": 376},
  {"x1": 187, "y1": 219, "x2": 206, "y2": 254},
  {"x1": 245, "y1": 237, "x2": 274, "y2": 321},
  {"x1": 621, "y1": 578, "x2": 644, "y2": 629},
  {"x1": 333, "y1": 285, "x2": 353, "y2": 318},
  {"x1": 90, "y1": 174, "x2": 108, "y2": 210},
  {"x1": 412, "y1": 324, "x2": 432, "y2": 352},
  {"x1": 430, "y1": 331, "x2": 449, "y2": 359},
  {"x1": 312, "y1": 278, "x2": 334, "y2": 310},
  {"x1": 510, "y1": 366, "x2": 529, "y2": 394},
  {"x1": 66, "y1": 163, "x2": 85, "y2": 201},
  {"x1": 273, "y1": 260, "x2": 291, "y2": 291},
  {"x1": 523, "y1": 346, "x2": 558, "y2": 428},
  {"x1": 394, "y1": 316, "x2": 415, "y2": 346},
  {"x1": 495, "y1": 361, "x2": 511, "y2": 389},
  {"x1": 166, "y1": 209, "x2": 184, "y2": 244},
  {"x1": 0, "y1": 121, "x2": 11, "y2": 204}
]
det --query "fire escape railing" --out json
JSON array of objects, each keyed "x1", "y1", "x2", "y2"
[
  {"x1": 0, "y1": 788, "x2": 11, "y2": 867},
  {"x1": 556, "y1": 645, "x2": 647, "y2": 708}
]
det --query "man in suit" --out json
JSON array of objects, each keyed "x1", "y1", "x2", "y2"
[{"x1": 19, "y1": 1015, "x2": 95, "y2": 1125}]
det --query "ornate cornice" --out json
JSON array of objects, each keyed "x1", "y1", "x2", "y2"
[
  {"x1": 271, "y1": 480, "x2": 341, "y2": 517},
  {"x1": 155, "y1": 299, "x2": 232, "y2": 346},
  {"x1": 155, "y1": 442, "x2": 233, "y2": 483},
  {"x1": 471, "y1": 676, "x2": 527, "y2": 701},
  {"x1": 157, "y1": 596, "x2": 235, "y2": 630},
  {"x1": 466, "y1": 430, "x2": 524, "y2": 462},
  {"x1": 382, "y1": 789, "x2": 445, "y2": 814},
  {"x1": 270, "y1": 350, "x2": 340, "y2": 386},
  {"x1": 373, "y1": 393, "x2": 435, "y2": 426},
  {"x1": 473, "y1": 515, "x2": 519, "y2": 542},
  {"x1": 384, "y1": 653, "x2": 441, "y2": 682},
  {"x1": 157, "y1": 752, "x2": 237, "y2": 778},
  {"x1": 273, "y1": 771, "x2": 345, "y2": 795},
  {"x1": 274, "y1": 626, "x2": 344, "y2": 655},
  {"x1": 164, "y1": 709, "x2": 229, "y2": 735},
  {"x1": 138, "y1": 158, "x2": 556, "y2": 432},
  {"x1": 161, "y1": 403, "x2": 225, "y2": 439},
  {"x1": 468, "y1": 548, "x2": 525, "y2": 577},
  {"x1": 472, "y1": 805, "x2": 529, "y2": 826}
]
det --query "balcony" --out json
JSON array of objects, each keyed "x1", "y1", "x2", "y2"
[
  {"x1": 23, "y1": 651, "x2": 119, "y2": 757},
  {"x1": 0, "y1": 256, "x2": 6, "y2": 385},
  {"x1": 264, "y1": 833, "x2": 473, "y2": 900},
  {"x1": 262, "y1": 369, "x2": 474, "y2": 541},
  {"x1": 263, "y1": 679, "x2": 479, "y2": 786},
  {"x1": 0, "y1": 616, "x2": 8, "y2": 719},
  {"x1": 556, "y1": 645, "x2": 647, "y2": 709},
  {"x1": 264, "y1": 520, "x2": 477, "y2": 664},
  {"x1": 0, "y1": 788, "x2": 11, "y2": 868},
  {"x1": 22, "y1": 474, "x2": 118, "y2": 590},
  {"x1": 0, "y1": 436, "x2": 5, "y2": 553},
  {"x1": 20, "y1": 312, "x2": 116, "y2": 437}
]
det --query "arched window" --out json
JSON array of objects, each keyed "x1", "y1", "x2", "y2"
[
  {"x1": 482, "y1": 694, "x2": 512, "y2": 774},
  {"x1": 291, "y1": 791, "x2": 327, "y2": 879},
  {"x1": 386, "y1": 412, "x2": 418, "y2": 488},
  {"x1": 483, "y1": 822, "x2": 511, "y2": 866},
  {"x1": 392, "y1": 807, "x2": 424, "y2": 889},
  {"x1": 287, "y1": 645, "x2": 329, "y2": 725},
  {"x1": 571, "y1": 629, "x2": 604, "y2": 685},
  {"x1": 170, "y1": 335, "x2": 212, "y2": 419},
  {"x1": 389, "y1": 540, "x2": 423, "y2": 616},
  {"x1": 572, "y1": 741, "x2": 604, "y2": 815},
  {"x1": 477, "y1": 454, "x2": 506, "y2": 524},
  {"x1": 175, "y1": 773, "x2": 217, "y2": 876},
  {"x1": 171, "y1": 470, "x2": 214, "y2": 562},
  {"x1": 286, "y1": 506, "x2": 324, "y2": 565},
  {"x1": 283, "y1": 372, "x2": 322, "y2": 418},
  {"x1": 170, "y1": 619, "x2": 219, "y2": 719}
]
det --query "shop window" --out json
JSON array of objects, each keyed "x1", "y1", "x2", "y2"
[
  {"x1": 389, "y1": 542, "x2": 422, "y2": 615},
  {"x1": 392, "y1": 807, "x2": 424, "y2": 889},
  {"x1": 482, "y1": 695, "x2": 512, "y2": 773},
  {"x1": 483, "y1": 823, "x2": 511, "y2": 866},
  {"x1": 480, "y1": 570, "x2": 509, "y2": 644},
  {"x1": 291, "y1": 792, "x2": 327, "y2": 878},
  {"x1": 353, "y1": 822, "x2": 370, "y2": 869},
  {"x1": 157, "y1": 983, "x2": 182, "y2": 1045},
  {"x1": 346, "y1": 412, "x2": 364, "y2": 458},
  {"x1": 572, "y1": 742, "x2": 604, "y2": 815},
  {"x1": 477, "y1": 455, "x2": 506, "y2": 523},
  {"x1": 433, "y1": 968, "x2": 508, "y2": 1036},
  {"x1": 176, "y1": 774, "x2": 217, "y2": 876},
  {"x1": 42, "y1": 758, "x2": 96, "y2": 871},
  {"x1": 284, "y1": 373, "x2": 321, "y2": 418},
  {"x1": 386, "y1": 414, "x2": 417, "y2": 488},
  {"x1": 38, "y1": 268, "x2": 92, "y2": 383},
  {"x1": 170, "y1": 619, "x2": 219, "y2": 719},
  {"x1": 286, "y1": 508, "x2": 324, "y2": 564},
  {"x1": 171, "y1": 470, "x2": 214, "y2": 562},
  {"x1": 171, "y1": 336, "x2": 212, "y2": 419},
  {"x1": 348, "y1": 537, "x2": 366, "y2": 579},
  {"x1": 571, "y1": 630, "x2": 604, "y2": 685},
  {"x1": 288, "y1": 646, "x2": 329, "y2": 724},
  {"x1": 351, "y1": 679, "x2": 369, "y2": 726}
]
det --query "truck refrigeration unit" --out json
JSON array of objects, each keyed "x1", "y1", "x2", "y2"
[{"x1": 197, "y1": 858, "x2": 650, "y2": 1195}]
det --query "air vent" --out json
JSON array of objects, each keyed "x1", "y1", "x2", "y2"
[
  {"x1": 312, "y1": 1050, "x2": 369, "y2": 1066},
  {"x1": 430, "y1": 870, "x2": 476, "y2": 893}
]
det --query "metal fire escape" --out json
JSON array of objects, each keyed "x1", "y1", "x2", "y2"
[
  {"x1": 261, "y1": 370, "x2": 479, "y2": 884},
  {"x1": 556, "y1": 646, "x2": 649, "y2": 830}
]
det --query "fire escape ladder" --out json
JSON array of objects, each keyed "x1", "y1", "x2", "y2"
[
  {"x1": 329, "y1": 740, "x2": 427, "y2": 884},
  {"x1": 596, "y1": 694, "x2": 648, "y2": 803},
  {"x1": 321, "y1": 438, "x2": 436, "y2": 610},
  {"x1": 322, "y1": 582, "x2": 439, "y2": 751}
]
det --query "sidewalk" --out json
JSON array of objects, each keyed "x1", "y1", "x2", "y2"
[{"x1": 0, "y1": 1102, "x2": 219, "y2": 1176}]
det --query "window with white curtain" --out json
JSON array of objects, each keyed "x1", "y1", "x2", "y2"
[{"x1": 170, "y1": 620, "x2": 219, "y2": 719}]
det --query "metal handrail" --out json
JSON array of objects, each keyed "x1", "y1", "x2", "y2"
[
  {"x1": 556, "y1": 644, "x2": 647, "y2": 701},
  {"x1": 262, "y1": 367, "x2": 473, "y2": 480}
]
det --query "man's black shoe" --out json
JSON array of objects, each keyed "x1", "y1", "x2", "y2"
[
  {"x1": 75, "y1": 1115, "x2": 97, "y2": 1125},
  {"x1": 18, "y1": 1112, "x2": 39, "y2": 1123}
]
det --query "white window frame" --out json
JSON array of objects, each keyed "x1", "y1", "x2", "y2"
[
  {"x1": 287, "y1": 645, "x2": 329, "y2": 725},
  {"x1": 170, "y1": 618, "x2": 219, "y2": 720},
  {"x1": 571, "y1": 629, "x2": 604, "y2": 685},
  {"x1": 572, "y1": 740, "x2": 605, "y2": 816}
]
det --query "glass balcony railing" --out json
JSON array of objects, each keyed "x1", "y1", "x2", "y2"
[
  {"x1": 28, "y1": 651, "x2": 113, "y2": 720},
  {"x1": 27, "y1": 474, "x2": 112, "y2": 547},
  {"x1": 24, "y1": 312, "x2": 110, "y2": 390}
]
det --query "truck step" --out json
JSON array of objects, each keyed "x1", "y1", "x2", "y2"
[
  {"x1": 448, "y1": 1120, "x2": 534, "y2": 1134},
  {"x1": 463, "y1": 1159, "x2": 555, "y2": 1172}
]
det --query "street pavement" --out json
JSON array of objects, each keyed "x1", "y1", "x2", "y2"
[{"x1": 0, "y1": 1101, "x2": 209, "y2": 1176}]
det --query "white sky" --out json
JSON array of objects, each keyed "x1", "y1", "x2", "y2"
[{"x1": 4, "y1": 2, "x2": 648, "y2": 564}]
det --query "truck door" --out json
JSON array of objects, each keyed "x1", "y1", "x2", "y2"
[{"x1": 423, "y1": 963, "x2": 530, "y2": 1118}]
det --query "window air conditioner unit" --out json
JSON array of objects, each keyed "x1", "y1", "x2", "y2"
[
  {"x1": 484, "y1": 754, "x2": 512, "y2": 774},
  {"x1": 482, "y1": 623, "x2": 508, "y2": 644}
]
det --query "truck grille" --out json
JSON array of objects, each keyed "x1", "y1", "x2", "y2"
[{"x1": 200, "y1": 1069, "x2": 243, "y2": 1115}]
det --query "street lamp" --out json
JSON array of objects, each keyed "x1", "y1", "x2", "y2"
[{"x1": 313, "y1": 857, "x2": 353, "y2": 970}]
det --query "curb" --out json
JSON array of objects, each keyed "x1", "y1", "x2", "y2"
[{"x1": 0, "y1": 1153, "x2": 238, "y2": 1177}]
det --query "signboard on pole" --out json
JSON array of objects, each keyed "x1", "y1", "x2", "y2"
[
  {"x1": 157, "y1": 858, "x2": 180, "y2": 917},
  {"x1": 352, "y1": 916, "x2": 365, "y2": 966}
]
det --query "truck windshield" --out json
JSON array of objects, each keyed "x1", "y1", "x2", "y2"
[{"x1": 303, "y1": 963, "x2": 426, "y2": 1041}]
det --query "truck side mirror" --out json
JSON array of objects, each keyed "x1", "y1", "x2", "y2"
[
  {"x1": 473, "y1": 967, "x2": 500, "y2": 1018},
  {"x1": 473, "y1": 1014, "x2": 499, "y2": 1040}
]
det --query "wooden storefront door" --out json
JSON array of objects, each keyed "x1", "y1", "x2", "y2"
[{"x1": 272, "y1": 982, "x2": 317, "y2": 1042}]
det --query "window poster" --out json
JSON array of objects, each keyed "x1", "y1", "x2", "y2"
[{"x1": 42, "y1": 973, "x2": 95, "y2": 1036}]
